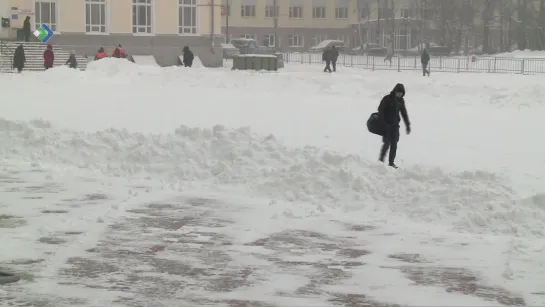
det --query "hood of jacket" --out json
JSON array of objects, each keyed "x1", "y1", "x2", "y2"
[{"x1": 390, "y1": 83, "x2": 405, "y2": 97}]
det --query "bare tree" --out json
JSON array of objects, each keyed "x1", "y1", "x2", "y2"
[
  {"x1": 482, "y1": 0, "x2": 496, "y2": 53},
  {"x1": 498, "y1": 0, "x2": 515, "y2": 51},
  {"x1": 531, "y1": 0, "x2": 545, "y2": 49},
  {"x1": 515, "y1": 0, "x2": 529, "y2": 50}
]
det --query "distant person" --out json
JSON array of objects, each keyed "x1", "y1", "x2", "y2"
[
  {"x1": 182, "y1": 46, "x2": 194, "y2": 67},
  {"x1": 378, "y1": 83, "x2": 411, "y2": 169},
  {"x1": 66, "y1": 50, "x2": 77, "y2": 69},
  {"x1": 13, "y1": 44, "x2": 26, "y2": 73},
  {"x1": 330, "y1": 45, "x2": 339, "y2": 72},
  {"x1": 112, "y1": 44, "x2": 126, "y2": 58},
  {"x1": 384, "y1": 40, "x2": 394, "y2": 65},
  {"x1": 421, "y1": 48, "x2": 430, "y2": 76},
  {"x1": 43, "y1": 44, "x2": 54, "y2": 70},
  {"x1": 23, "y1": 16, "x2": 31, "y2": 42},
  {"x1": 322, "y1": 47, "x2": 332, "y2": 73},
  {"x1": 94, "y1": 47, "x2": 107, "y2": 60}
]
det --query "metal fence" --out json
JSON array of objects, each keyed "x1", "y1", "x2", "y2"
[{"x1": 282, "y1": 52, "x2": 545, "y2": 75}]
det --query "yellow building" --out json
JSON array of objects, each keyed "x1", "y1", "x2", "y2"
[
  {"x1": 220, "y1": 0, "x2": 423, "y2": 51},
  {"x1": 0, "y1": 0, "x2": 224, "y2": 66},
  {"x1": 219, "y1": 0, "x2": 512, "y2": 52}
]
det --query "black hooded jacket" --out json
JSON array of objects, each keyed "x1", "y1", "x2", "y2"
[
  {"x1": 13, "y1": 45, "x2": 26, "y2": 69},
  {"x1": 378, "y1": 83, "x2": 410, "y2": 127}
]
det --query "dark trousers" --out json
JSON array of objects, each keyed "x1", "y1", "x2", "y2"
[
  {"x1": 332, "y1": 61, "x2": 337, "y2": 72},
  {"x1": 422, "y1": 63, "x2": 429, "y2": 76},
  {"x1": 45, "y1": 65, "x2": 52, "y2": 70},
  {"x1": 379, "y1": 125, "x2": 400, "y2": 164},
  {"x1": 24, "y1": 32, "x2": 30, "y2": 42},
  {"x1": 324, "y1": 60, "x2": 332, "y2": 72}
]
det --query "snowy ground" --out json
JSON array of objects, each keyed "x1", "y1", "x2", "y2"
[{"x1": 0, "y1": 59, "x2": 544, "y2": 306}]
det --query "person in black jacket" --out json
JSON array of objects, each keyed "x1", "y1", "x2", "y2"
[
  {"x1": 330, "y1": 46, "x2": 339, "y2": 72},
  {"x1": 378, "y1": 83, "x2": 411, "y2": 168},
  {"x1": 23, "y1": 16, "x2": 31, "y2": 42},
  {"x1": 66, "y1": 50, "x2": 78, "y2": 69},
  {"x1": 13, "y1": 44, "x2": 26, "y2": 73},
  {"x1": 182, "y1": 46, "x2": 194, "y2": 67},
  {"x1": 421, "y1": 49, "x2": 430, "y2": 76},
  {"x1": 322, "y1": 47, "x2": 332, "y2": 73}
]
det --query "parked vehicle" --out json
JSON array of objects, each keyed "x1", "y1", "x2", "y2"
[
  {"x1": 363, "y1": 43, "x2": 386, "y2": 56},
  {"x1": 230, "y1": 38, "x2": 275, "y2": 54},
  {"x1": 309, "y1": 40, "x2": 347, "y2": 53},
  {"x1": 406, "y1": 42, "x2": 451, "y2": 56},
  {"x1": 221, "y1": 43, "x2": 240, "y2": 59}
]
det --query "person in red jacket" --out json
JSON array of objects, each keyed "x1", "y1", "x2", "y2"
[
  {"x1": 95, "y1": 47, "x2": 107, "y2": 60},
  {"x1": 112, "y1": 44, "x2": 126, "y2": 58},
  {"x1": 43, "y1": 44, "x2": 54, "y2": 70}
]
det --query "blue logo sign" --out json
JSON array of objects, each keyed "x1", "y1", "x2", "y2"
[{"x1": 33, "y1": 24, "x2": 54, "y2": 43}]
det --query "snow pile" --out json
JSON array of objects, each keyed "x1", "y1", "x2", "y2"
[
  {"x1": 495, "y1": 49, "x2": 545, "y2": 58},
  {"x1": 85, "y1": 57, "x2": 164, "y2": 77},
  {"x1": 0, "y1": 118, "x2": 543, "y2": 237},
  {"x1": 192, "y1": 56, "x2": 204, "y2": 68}
]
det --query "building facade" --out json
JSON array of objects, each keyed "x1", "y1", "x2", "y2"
[
  {"x1": 220, "y1": 0, "x2": 510, "y2": 53},
  {"x1": 0, "y1": 0, "x2": 224, "y2": 66},
  {"x1": 220, "y1": 0, "x2": 361, "y2": 51}
]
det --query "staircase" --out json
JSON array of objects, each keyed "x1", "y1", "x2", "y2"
[{"x1": 0, "y1": 41, "x2": 88, "y2": 73}]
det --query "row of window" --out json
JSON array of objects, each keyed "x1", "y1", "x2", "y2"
[
  {"x1": 228, "y1": 5, "x2": 349, "y2": 19},
  {"x1": 240, "y1": 33, "x2": 353, "y2": 48},
  {"x1": 239, "y1": 29, "x2": 417, "y2": 50},
  {"x1": 223, "y1": 5, "x2": 424, "y2": 20},
  {"x1": 34, "y1": 0, "x2": 198, "y2": 35}
]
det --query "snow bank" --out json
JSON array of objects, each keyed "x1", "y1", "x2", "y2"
[
  {"x1": 495, "y1": 49, "x2": 545, "y2": 58},
  {"x1": 0, "y1": 118, "x2": 543, "y2": 237},
  {"x1": 86, "y1": 57, "x2": 164, "y2": 76}
]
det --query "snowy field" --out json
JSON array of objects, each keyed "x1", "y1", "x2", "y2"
[{"x1": 0, "y1": 59, "x2": 544, "y2": 307}]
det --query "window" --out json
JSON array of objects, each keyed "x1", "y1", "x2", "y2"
[
  {"x1": 132, "y1": 0, "x2": 153, "y2": 34},
  {"x1": 312, "y1": 6, "x2": 326, "y2": 19},
  {"x1": 400, "y1": 9, "x2": 410, "y2": 18},
  {"x1": 359, "y1": 7, "x2": 367, "y2": 19},
  {"x1": 264, "y1": 34, "x2": 275, "y2": 47},
  {"x1": 378, "y1": 8, "x2": 392, "y2": 19},
  {"x1": 85, "y1": 0, "x2": 106, "y2": 33},
  {"x1": 179, "y1": 0, "x2": 197, "y2": 34},
  {"x1": 335, "y1": 0, "x2": 348, "y2": 19},
  {"x1": 241, "y1": 5, "x2": 256, "y2": 17},
  {"x1": 422, "y1": 8, "x2": 433, "y2": 20},
  {"x1": 265, "y1": 5, "x2": 278, "y2": 18},
  {"x1": 243, "y1": 34, "x2": 256, "y2": 40},
  {"x1": 335, "y1": 7, "x2": 348, "y2": 19},
  {"x1": 289, "y1": 6, "x2": 303, "y2": 18},
  {"x1": 35, "y1": 0, "x2": 57, "y2": 32},
  {"x1": 289, "y1": 34, "x2": 304, "y2": 47},
  {"x1": 221, "y1": 0, "x2": 230, "y2": 16}
]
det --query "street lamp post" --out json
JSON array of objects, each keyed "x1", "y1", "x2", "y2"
[
  {"x1": 225, "y1": 0, "x2": 229, "y2": 43},
  {"x1": 273, "y1": 0, "x2": 278, "y2": 51}
]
